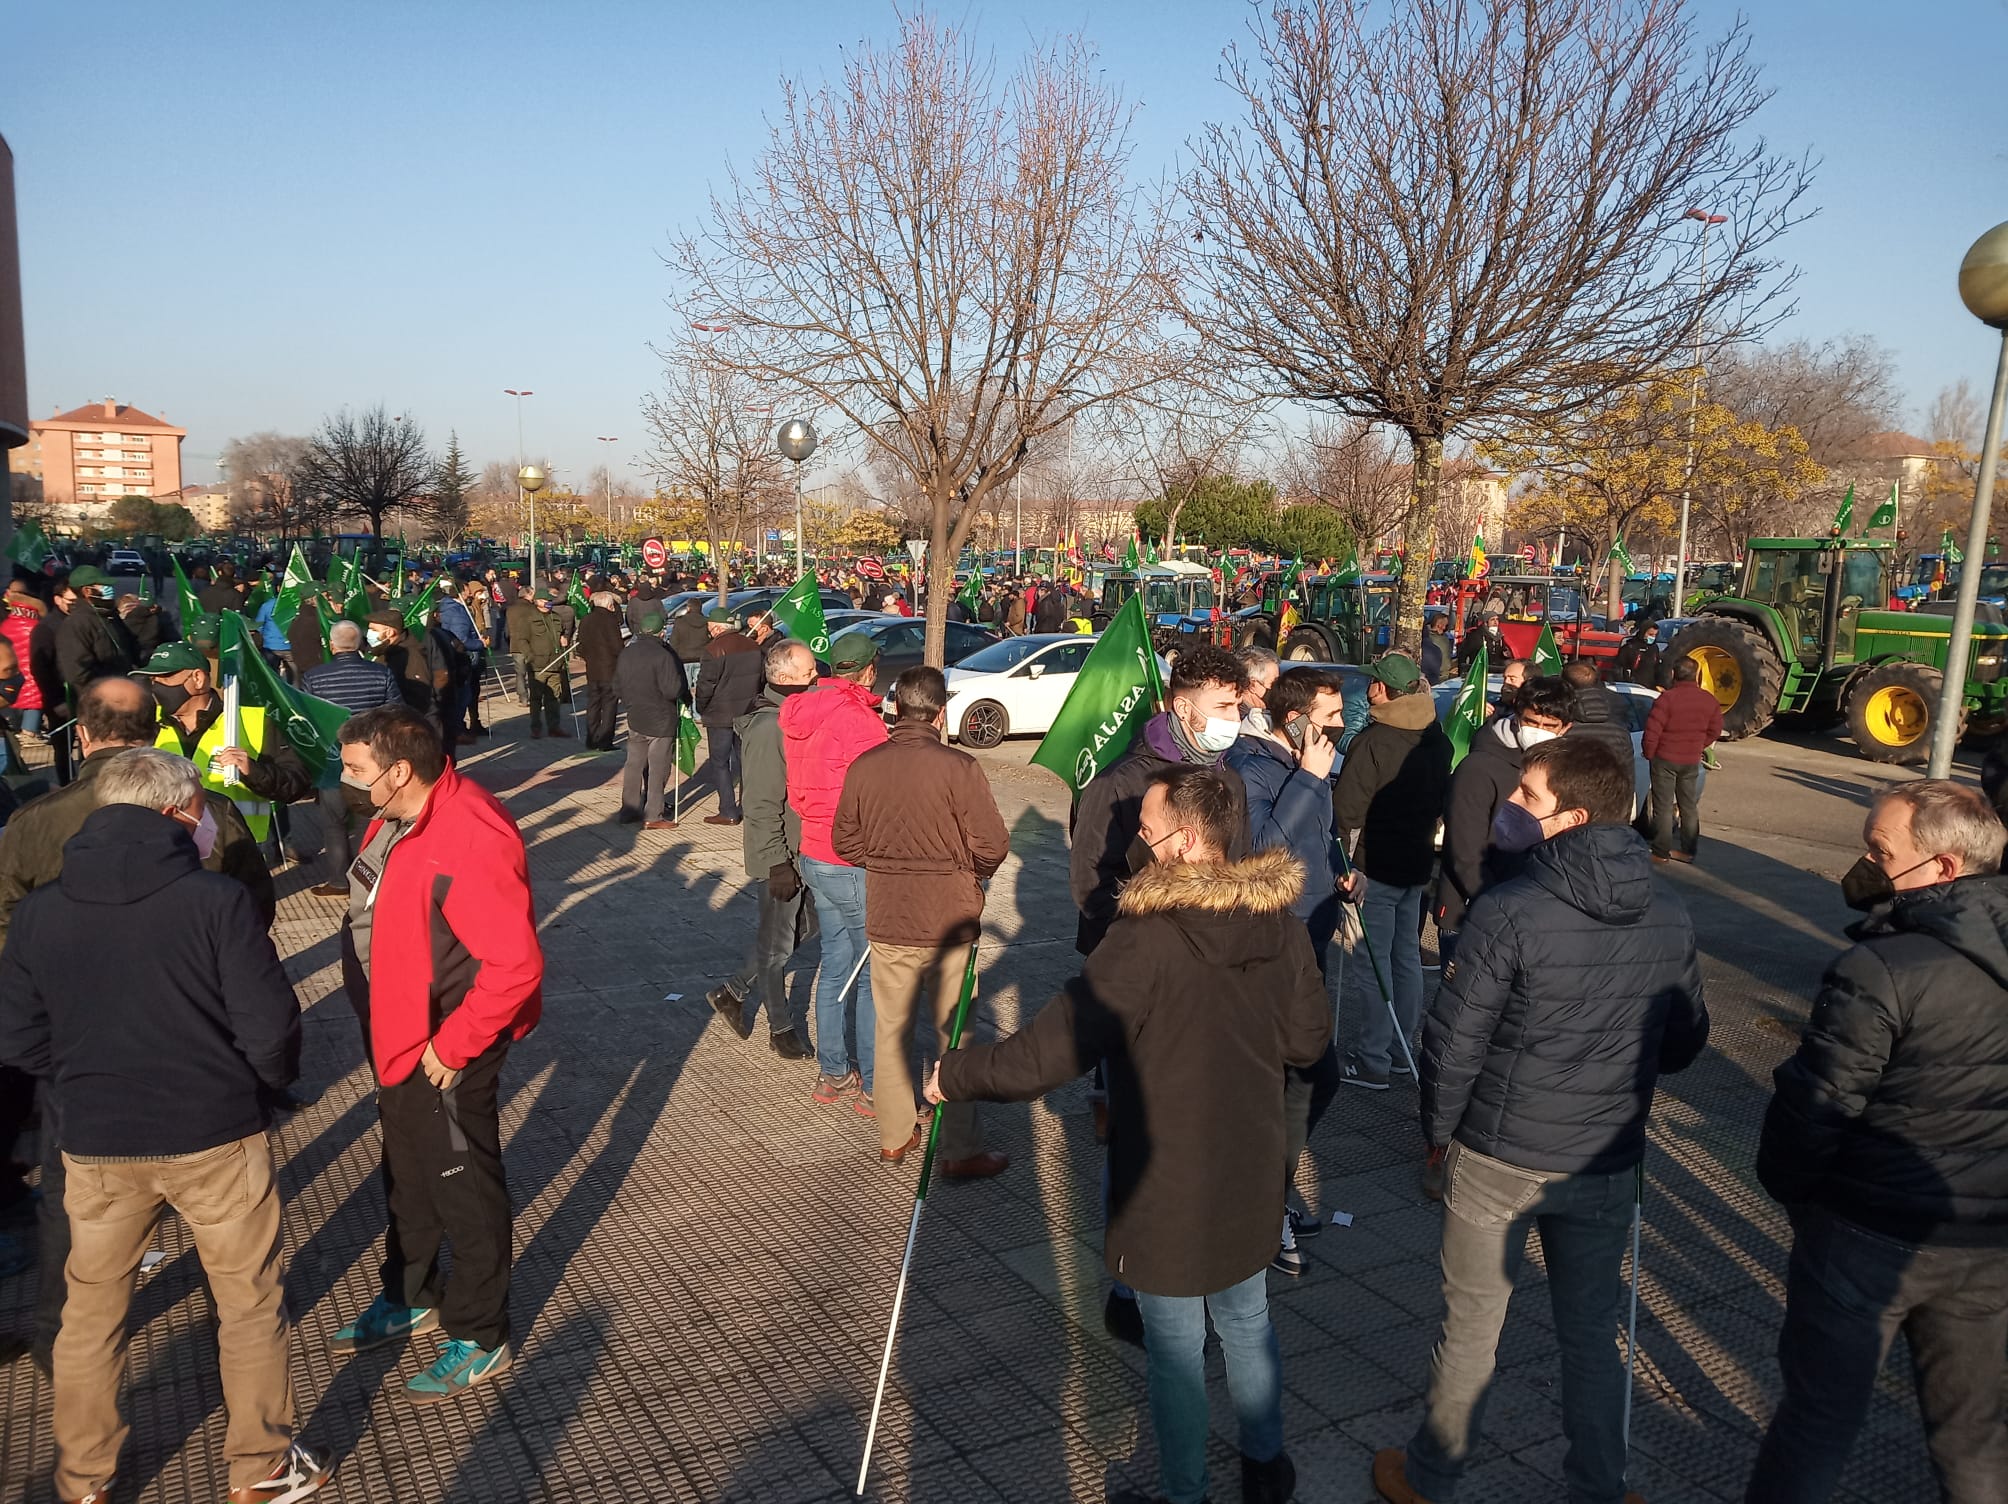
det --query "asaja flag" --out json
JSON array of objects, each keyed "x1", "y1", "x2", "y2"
[
  {"x1": 1446, "y1": 640, "x2": 1489, "y2": 769},
  {"x1": 1866, "y1": 483, "x2": 1898, "y2": 530},
  {"x1": 272, "y1": 545, "x2": 315, "y2": 632},
  {"x1": 1831, "y1": 484, "x2": 1855, "y2": 535},
  {"x1": 1332, "y1": 545, "x2": 1360, "y2": 584},
  {"x1": 6, "y1": 520, "x2": 51, "y2": 571},
  {"x1": 568, "y1": 572, "x2": 589, "y2": 619},
  {"x1": 1122, "y1": 532, "x2": 1140, "y2": 570},
  {"x1": 171, "y1": 556, "x2": 202, "y2": 624},
  {"x1": 1031, "y1": 593, "x2": 1163, "y2": 794},
  {"x1": 1609, "y1": 535, "x2": 1636, "y2": 576},
  {"x1": 676, "y1": 700, "x2": 702, "y2": 776},
  {"x1": 955, "y1": 572, "x2": 984, "y2": 616},
  {"x1": 400, "y1": 577, "x2": 440, "y2": 633},
  {"x1": 218, "y1": 613, "x2": 351, "y2": 787},
  {"x1": 768, "y1": 572, "x2": 831, "y2": 657},
  {"x1": 1532, "y1": 622, "x2": 1565, "y2": 677},
  {"x1": 1944, "y1": 527, "x2": 1964, "y2": 566}
]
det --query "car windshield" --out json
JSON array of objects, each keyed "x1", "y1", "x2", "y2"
[{"x1": 955, "y1": 638, "x2": 1056, "y2": 674}]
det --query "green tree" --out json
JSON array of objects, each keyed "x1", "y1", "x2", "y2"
[
  {"x1": 1133, "y1": 475, "x2": 1277, "y2": 550},
  {"x1": 99, "y1": 497, "x2": 197, "y2": 542},
  {"x1": 1259, "y1": 504, "x2": 1352, "y2": 562},
  {"x1": 433, "y1": 431, "x2": 475, "y2": 546}
]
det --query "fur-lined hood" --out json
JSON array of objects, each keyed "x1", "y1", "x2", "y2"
[{"x1": 1118, "y1": 846, "x2": 1305, "y2": 917}]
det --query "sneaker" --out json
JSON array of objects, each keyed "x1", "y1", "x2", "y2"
[
  {"x1": 707, "y1": 985, "x2": 752, "y2": 1040},
  {"x1": 1390, "y1": 1056, "x2": 1414, "y2": 1077},
  {"x1": 330, "y1": 1295, "x2": 438, "y2": 1353},
  {"x1": 1701, "y1": 748, "x2": 1721, "y2": 770},
  {"x1": 1671, "y1": 851, "x2": 1695, "y2": 865},
  {"x1": 227, "y1": 1443, "x2": 331, "y2": 1503},
  {"x1": 852, "y1": 1090, "x2": 876, "y2": 1119},
  {"x1": 1287, "y1": 1207, "x2": 1323, "y2": 1241},
  {"x1": 1271, "y1": 1213, "x2": 1306, "y2": 1277},
  {"x1": 1341, "y1": 1055, "x2": 1389, "y2": 1091},
  {"x1": 812, "y1": 1069, "x2": 860, "y2": 1105},
  {"x1": 1103, "y1": 1289, "x2": 1144, "y2": 1348},
  {"x1": 769, "y1": 1028, "x2": 812, "y2": 1061},
  {"x1": 404, "y1": 1337, "x2": 512, "y2": 1403}
]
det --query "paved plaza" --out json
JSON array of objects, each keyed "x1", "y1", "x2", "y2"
[{"x1": 0, "y1": 696, "x2": 1958, "y2": 1503}]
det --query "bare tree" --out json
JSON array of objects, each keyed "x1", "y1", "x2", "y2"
[
  {"x1": 1278, "y1": 416, "x2": 1411, "y2": 557},
  {"x1": 294, "y1": 407, "x2": 434, "y2": 541},
  {"x1": 1706, "y1": 334, "x2": 1903, "y2": 465},
  {"x1": 1103, "y1": 389, "x2": 1266, "y2": 552},
  {"x1": 1184, "y1": 0, "x2": 1812, "y2": 650},
  {"x1": 671, "y1": 14, "x2": 1175, "y2": 663}
]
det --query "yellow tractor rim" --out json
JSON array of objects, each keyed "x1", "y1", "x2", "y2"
[
  {"x1": 1689, "y1": 645, "x2": 1742, "y2": 709},
  {"x1": 1862, "y1": 684, "x2": 1929, "y2": 747}
]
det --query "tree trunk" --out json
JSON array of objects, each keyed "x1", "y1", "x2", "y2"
[
  {"x1": 710, "y1": 525, "x2": 727, "y2": 605},
  {"x1": 1393, "y1": 436, "x2": 1443, "y2": 656},
  {"x1": 1606, "y1": 529, "x2": 1626, "y2": 623},
  {"x1": 923, "y1": 494, "x2": 954, "y2": 667}
]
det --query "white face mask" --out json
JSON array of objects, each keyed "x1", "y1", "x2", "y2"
[
  {"x1": 366, "y1": 627, "x2": 389, "y2": 648},
  {"x1": 1515, "y1": 723, "x2": 1561, "y2": 751},
  {"x1": 1195, "y1": 715, "x2": 1241, "y2": 753}
]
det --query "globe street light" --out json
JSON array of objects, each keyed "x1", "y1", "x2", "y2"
[
  {"x1": 776, "y1": 418, "x2": 817, "y2": 576},
  {"x1": 519, "y1": 463, "x2": 548, "y2": 591},
  {"x1": 1927, "y1": 221, "x2": 2008, "y2": 778}
]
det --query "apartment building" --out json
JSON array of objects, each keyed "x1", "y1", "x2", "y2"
[{"x1": 9, "y1": 398, "x2": 186, "y2": 516}]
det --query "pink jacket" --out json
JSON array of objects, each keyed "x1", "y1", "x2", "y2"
[
  {"x1": 781, "y1": 677, "x2": 888, "y2": 866},
  {"x1": 1, "y1": 606, "x2": 42, "y2": 710}
]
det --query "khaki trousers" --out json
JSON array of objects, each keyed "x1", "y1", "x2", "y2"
[
  {"x1": 55, "y1": 1134, "x2": 295, "y2": 1496},
  {"x1": 871, "y1": 941, "x2": 982, "y2": 1161}
]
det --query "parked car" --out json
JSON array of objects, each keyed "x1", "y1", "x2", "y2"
[
  {"x1": 831, "y1": 615, "x2": 998, "y2": 696},
  {"x1": 105, "y1": 549, "x2": 149, "y2": 576},
  {"x1": 942, "y1": 633, "x2": 1169, "y2": 749}
]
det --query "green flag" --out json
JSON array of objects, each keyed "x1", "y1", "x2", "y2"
[
  {"x1": 1122, "y1": 533, "x2": 1139, "y2": 570},
  {"x1": 768, "y1": 572, "x2": 832, "y2": 657},
  {"x1": 1944, "y1": 527, "x2": 1964, "y2": 565},
  {"x1": 401, "y1": 577, "x2": 440, "y2": 633},
  {"x1": 568, "y1": 572, "x2": 589, "y2": 619},
  {"x1": 218, "y1": 613, "x2": 351, "y2": 787},
  {"x1": 1831, "y1": 484, "x2": 1855, "y2": 535},
  {"x1": 1866, "y1": 483, "x2": 1898, "y2": 531},
  {"x1": 1332, "y1": 545, "x2": 1360, "y2": 584},
  {"x1": 6, "y1": 520, "x2": 51, "y2": 571},
  {"x1": 1143, "y1": 536, "x2": 1160, "y2": 567},
  {"x1": 676, "y1": 700, "x2": 702, "y2": 776},
  {"x1": 340, "y1": 555, "x2": 369, "y2": 620},
  {"x1": 1031, "y1": 593, "x2": 1164, "y2": 794},
  {"x1": 956, "y1": 572, "x2": 984, "y2": 616},
  {"x1": 272, "y1": 545, "x2": 315, "y2": 632},
  {"x1": 1608, "y1": 535, "x2": 1636, "y2": 576},
  {"x1": 1532, "y1": 622, "x2": 1565, "y2": 677},
  {"x1": 171, "y1": 556, "x2": 202, "y2": 624},
  {"x1": 1446, "y1": 641, "x2": 1489, "y2": 769}
]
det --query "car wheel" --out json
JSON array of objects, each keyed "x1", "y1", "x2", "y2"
[{"x1": 959, "y1": 699, "x2": 1008, "y2": 749}]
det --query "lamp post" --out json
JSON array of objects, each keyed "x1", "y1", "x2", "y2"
[
  {"x1": 519, "y1": 464, "x2": 547, "y2": 589},
  {"x1": 1927, "y1": 221, "x2": 2008, "y2": 777},
  {"x1": 504, "y1": 388, "x2": 534, "y2": 581},
  {"x1": 596, "y1": 436, "x2": 619, "y2": 532},
  {"x1": 1673, "y1": 209, "x2": 1726, "y2": 613},
  {"x1": 776, "y1": 418, "x2": 817, "y2": 577}
]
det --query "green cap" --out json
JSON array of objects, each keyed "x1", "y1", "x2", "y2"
[
  {"x1": 185, "y1": 612, "x2": 221, "y2": 645},
  {"x1": 134, "y1": 642, "x2": 210, "y2": 676},
  {"x1": 828, "y1": 631, "x2": 880, "y2": 671},
  {"x1": 1368, "y1": 652, "x2": 1423, "y2": 693},
  {"x1": 640, "y1": 611, "x2": 666, "y2": 635},
  {"x1": 69, "y1": 565, "x2": 109, "y2": 588},
  {"x1": 705, "y1": 605, "x2": 737, "y2": 624}
]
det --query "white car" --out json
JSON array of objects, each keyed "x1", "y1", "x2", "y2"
[{"x1": 944, "y1": 633, "x2": 1168, "y2": 749}]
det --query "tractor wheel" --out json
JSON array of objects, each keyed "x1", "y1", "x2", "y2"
[
  {"x1": 1847, "y1": 662, "x2": 1949, "y2": 765},
  {"x1": 1670, "y1": 617, "x2": 1785, "y2": 740},
  {"x1": 1282, "y1": 628, "x2": 1330, "y2": 662},
  {"x1": 1237, "y1": 618, "x2": 1277, "y2": 651},
  {"x1": 957, "y1": 699, "x2": 1009, "y2": 750}
]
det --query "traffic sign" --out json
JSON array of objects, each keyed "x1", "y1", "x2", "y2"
[
  {"x1": 642, "y1": 537, "x2": 668, "y2": 570},
  {"x1": 905, "y1": 539, "x2": 928, "y2": 566},
  {"x1": 856, "y1": 556, "x2": 885, "y2": 581}
]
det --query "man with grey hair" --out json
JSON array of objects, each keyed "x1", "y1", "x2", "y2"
[
  {"x1": 1748, "y1": 779, "x2": 2008, "y2": 1503},
  {"x1": 708, "y1": 636, "x2": 818, "y2": 1057},
  {"x1": 1235, "y1": 645, "x2": 1281, "y2": 735},
  {"x1": 0, "y1": 748, "x2": 324, "y2": 1504},
  {"x1": 302, "y1": 620, "x2": 405, "y2": 897}
]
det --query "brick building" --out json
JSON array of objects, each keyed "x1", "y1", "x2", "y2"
[{"x1": 8, "y1": 398, "x2": 186, "y2": 519}]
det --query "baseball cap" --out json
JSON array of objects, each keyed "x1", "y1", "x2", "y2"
[
  {"x1": 69, "y1": 565, "x2": 109, "y2": 588},
  {"x1": 1368, "y1": 653, "x2": 1423, "y2": 693},
  {"x1": 828, "y1": 632, "x2": 880, "y2": 671},
  {"x1": 134, "y1": 642, "x2": 209, "y2": 676}
]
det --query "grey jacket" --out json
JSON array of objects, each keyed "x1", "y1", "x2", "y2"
[{"x1": 736, "y1": 685, "x2": 803, "y2": 878}]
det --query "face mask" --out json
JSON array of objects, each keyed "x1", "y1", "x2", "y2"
[
  {"x1": 1126, "y1": 830, "x2": 1180, "y2": 875},
  {"x1": 1515, "y1": 723, "x2": 1561, "y2": 751},
  {"x1": 1195, "y1": 716, "x2": 1240, "y2": 753},
  {"x1": 772, "y1": 681, "x2": 814, "y2": 697},
  {"x1": 149, "y1": 679, "x2": 192, "y2": 715},
  {"x1": 1491, "y1": 801, "x2": 1550, "y2": 853},
  {"x1": 366, "y1": 627, "x2": 389, "y2": 648},
  {"x1": 0, "y1": 673, "x2": 21, "y2": 708},
  {"x1": 1840, "y1": 854, "x2": 1940, "y2": 912},
  {"x1": 169, "y1": 804, "x2": 219, "y2": 860}
]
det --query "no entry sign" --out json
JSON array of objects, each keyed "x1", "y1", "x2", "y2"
[
  {"x1": 856, "y1": 556, "x2": 886, "y2": 581},
  {"x1": 642, "y1": 537, "x2": 668, "y2": 570}
]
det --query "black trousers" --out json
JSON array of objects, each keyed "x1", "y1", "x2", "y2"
[{"x1": 585, "y1": 681, "x2": 620, "y2": 750}]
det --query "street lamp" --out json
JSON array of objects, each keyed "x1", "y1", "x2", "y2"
[
  {"x1": 596, "y1": 436, "x2": 619, "y2": 532},
  {"x1": 504, "y1": 388, "x2": 535, "y2": 582},
  {"x1": 1927, "y1": 221, "x2": 2008, "y2": 777},
  {"x1": 1673, "y1": 209, "x2": 1726, "y2": 612},
  {"x1": 776, "y1": 418, "x2": 817, "y2": 576},
  {"x1": 519, "y1": 464, "x2": 547, "y2": 590}
]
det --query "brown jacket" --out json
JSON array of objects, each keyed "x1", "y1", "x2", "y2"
[{"x1": 832, "y1": 720, "x2": 1010, "y2": 947}]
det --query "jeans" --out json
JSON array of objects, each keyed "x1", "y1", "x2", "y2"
[
  {"x1": 1746, "y1": 1208, "x2": 2008, "y2": 1504},
  {"x1": 799, "y1": 856, "x2": 874, "y2": 1090},
  {"x1": 1136, "y1": 1268, "x2": 1284, "y2": 1504},
  {"x1": 1346, "y1": 879, "x2": 1427, "y2": 1075},
  {"x1": 622, "y1": 734, "x2": 674, "y2": 821},
  {"x1": 1649, "y1": 759, "x2": 1701, "y2": 858},
  {"x1": 725, "y1": 883, "x2": 819, "y2": 1035},
  {"x1": 1404, "y1": 1143, "x2": 1635, "y2": 1504},
  {"x1": 705, "y1": 724, "x2": 742, "y2": 819},
  {"x1": 18, "y1": 707, "x2": 41, "y2": 735}
]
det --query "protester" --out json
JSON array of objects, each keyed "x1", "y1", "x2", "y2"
[
  {"x1": 1374, "y1": 736, "x2": 1707, "y2": 1504},
  {"x1": 0, "y1": 747, "x2": 329, "y2": 1504},
  {"x1": 1642, "y1": 657, "x2": 1724, "y2": 865},
  {"x1": 1333, "y1": 652, "x2": 1452, "y2": 1090},
  {"x1": 286, "y1": 590, "x2": 327, "y2": 680},
  {"x1": 708, "y1": 638, "x2": 817, "y2": 1057},
  {"x1": 1561, "y1": 660, "x2": 1634, "y2": 782},
  {"x1": 328, "y1": 707, "x2": 543, "y2": 1401},
  {"x1": 197, "y1": 561, "x2": 245, "y2": 616},
  {"x1": 579, "y1": 590, "x2": 625, "y2": 752},
  {"x1": 252, "y1": 587, "x2": 294, "y2": 678},
  {"x1": 301, "y1": 621, "x2": 406, "y2": 897},
  {"x1": 1434, "y1": 676, "x2": 1576, "y2": 960},
  {"x1": 781, "y1": 632, "x2": 887, "y2": 1110},
  {"x1": 53, "y1": 566, "x2": 138, "y2": 698},
  {"x1": 931, "y1": 765, "x2": 1328, "y2": 1504},
  {"x1": 693, "y1": 606, "x2": 764, "y2": 821},
  {"x1": 613, "y1": 610, "x2": 689, "y2": 828},
  {"x1": 1746, "y1": 780, "x2": 2008, "y2": 1504},
  {"x1": 436, "y1": 580, "x2": 489, "y2": 744},
  {"x1": 834, "y1": 665, "x2": 1011, "y2": 1171},
  {"x1": 668, "y1": 597, "x2": 711, "y2": 663},
  {"x1": 515, "y1": 589, "x2": 571, "y2": 739},
  {"x1": 1233, "y1": 645, "x2": 1281, "y2": 735},
  {"x1": 1455, "y1": 600, "x2": 1505, "y2": 671},
  {"x1": 367, "y1": 609, "x2": 450, "y2": 745},
  {"x1": 1613, "y1": 615, "x2": 1663, "y2": 687},
  {"x1": 1499, "y1": 657, "x2": 1531, "y2": 700},
  {"x1": 1, "y1": 581, "x2": 45, "y2": 734},
  {"x1": 1421, "y1": 608, "x2": 1455, "y2": 684}
]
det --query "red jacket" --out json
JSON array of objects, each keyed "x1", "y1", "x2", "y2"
[
  {"x1": 362, "y1": 764, "x2": 544, "y2": 1085},
  {"x1": 1642, "y1": 680, "x2": 1724, "y2": 767},
  {"x1": 2, "y1": 604, "x2": 43, "y2": 710},
  {"x1": 780, "y1": 677, "x2": 888, "y2": 866}
]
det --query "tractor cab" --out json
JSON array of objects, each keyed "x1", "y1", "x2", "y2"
[
  {"x1": 1099, "y1": 563, "x2": 1218, "y2": 623},
  {"x1": 1737, "y1": 540, "x2": 1890, "y2": 668}
]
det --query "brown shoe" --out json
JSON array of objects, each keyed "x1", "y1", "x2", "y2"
[
  {"x1": 549, "y1": 725, "x2": 572, "y2": 738},
  {"x1": 308, "y1": 883, "x2": 348, "y2": 898},
  {"x1": 702, "y1": 814, "x2": 741, "y2": 826},
  {"x1": 1373, "y1": 1448, "x2": 1431, "y2": 1504},
  {"x1": 60, "y1": 1490, "x2": 112, "y2": 1504},
  {"x1": 643, "y1": 820, "x2": 677, "y2": 830},
  {"x1": 880, "y1": 1125, "x2": 923, "y2": 1163},
  {"x1": 1670, "y1": 851, "x2": 1694, "y2": 864},
  {"x1": 940, "y1": 1150, "x2": 1009, "y2": 1181}
]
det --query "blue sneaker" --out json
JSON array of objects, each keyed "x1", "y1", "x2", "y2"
[
  {"x1": 404, "y1": 1337, "x2": 512, "y2": 1403},
  {"x1": 330, "y1": 1295, "x2": 438, "y2": 1354}
]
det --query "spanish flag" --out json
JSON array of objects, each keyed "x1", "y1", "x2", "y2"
[
  {"x1": 1469, "y1": 532, "x2": 1489, "y2": 579},
  {"x1": 1279, "y1": 597, "x2": 1301, "y2": 638}
]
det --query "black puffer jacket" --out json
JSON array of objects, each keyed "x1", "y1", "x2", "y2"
[
  {"x1": 1758, "y1": 877, "x2": 2008, "y2": 1247},
  {"x1": 1566, "y1": 682, "x2": 1636, "y2": 783},
  {"x1": 1435, "y1": 717, "x2": 1523, "y2": 933},
  {"x1": 1332, "y1": 690, "x2": 1452, "y2": 888},
  {"x1": 1421, "y1": 821, "x2": 1708, "y2": 1173}
]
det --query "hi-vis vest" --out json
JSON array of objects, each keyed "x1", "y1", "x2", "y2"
[{"x1": 158, "y1": 706, "x2": 271, "y2": 842}]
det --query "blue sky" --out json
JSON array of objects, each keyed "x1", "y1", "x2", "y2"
[{"x1": 7, "y1": 0, "x2": 2006, "y2": 487}]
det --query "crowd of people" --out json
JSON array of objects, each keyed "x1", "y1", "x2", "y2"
[{"x1": 0, "y1": 553, "x2": 2003, "y2": 1504}]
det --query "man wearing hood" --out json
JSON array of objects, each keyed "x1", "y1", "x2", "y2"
[
  {"x1": 1334, "y1": 652, "x2": 1453, "y2": 1090},
  {"x1": 931, "y1": 765, "x2": 1327, "y2": 1504},
  {"x1": 1746, "y1": 780, "x2": 2008, "y2": 1504},
  {"x1": 1374, "y1": 736, "x2": 1706, "y2": 1504}
]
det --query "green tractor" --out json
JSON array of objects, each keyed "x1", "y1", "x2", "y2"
[
  {"x1": 1667, "y1": 537, "x2": 2008, "y2": 764},
  {"x1": 1235, "y1": 570, "x2": 1399, "y2": 665}
]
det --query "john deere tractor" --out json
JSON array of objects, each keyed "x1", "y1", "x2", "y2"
[{"x1": 1667, "y1": 537, "x2": 2008, "y2": 764}]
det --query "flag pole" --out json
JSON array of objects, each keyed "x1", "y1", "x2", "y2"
[
  {"x1": 1623, "y1": 1157, "x2": 1645, "y2": 1448},
  {"x1": 857, "y1": 942, "x2": 980, "y2": 1498},
  {"x1": 1334, "y1": 844, "x2": 1420, "y2": 1080}
]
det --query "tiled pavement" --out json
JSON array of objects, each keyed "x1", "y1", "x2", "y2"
[{"x1": 0, "y1": 693, "x2": 1953, "y2": 1502}]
